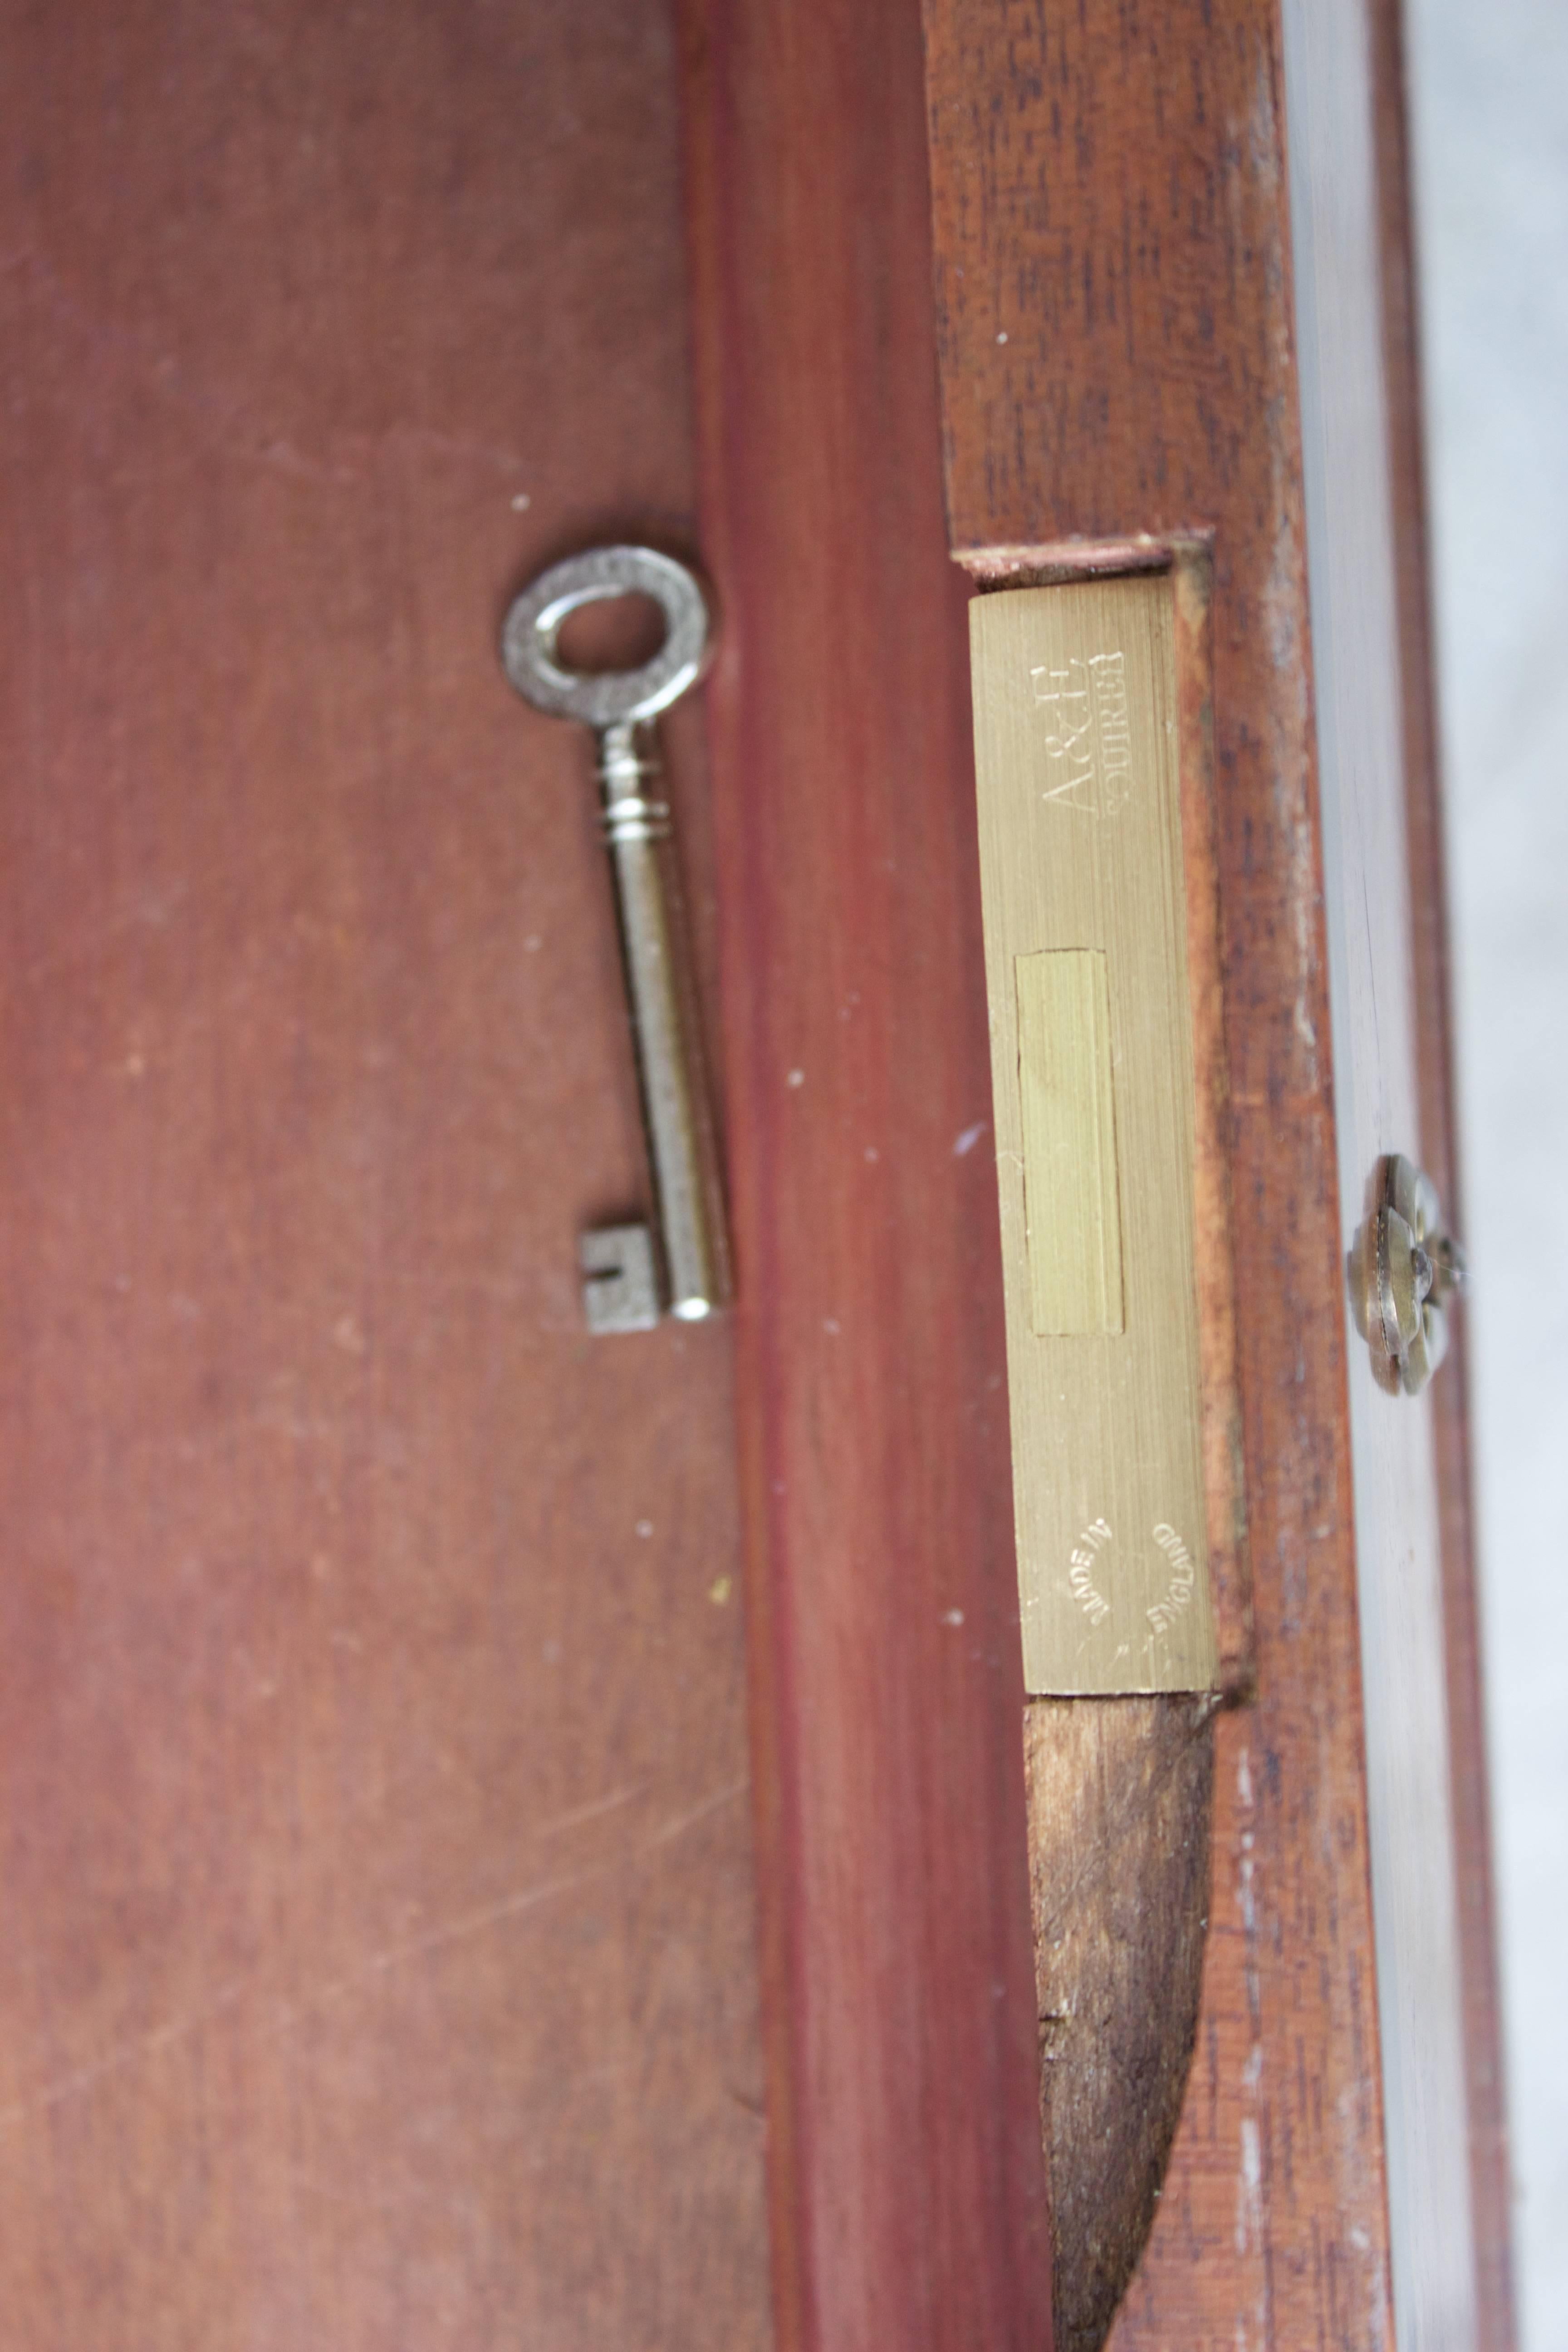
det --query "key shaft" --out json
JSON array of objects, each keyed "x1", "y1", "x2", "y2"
[{"x1": 502, "y1": 546, "x2": 730, "y2": 1329}]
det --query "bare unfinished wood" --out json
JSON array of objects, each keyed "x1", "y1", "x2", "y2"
[
  {"x1": 1024, "y1": 1697, "x2": 1214, "y2": 2352},
  {"x1": 970, "y1": 576, "x2": 1217, "y2": 1696}
]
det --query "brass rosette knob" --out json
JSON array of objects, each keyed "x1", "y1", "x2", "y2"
[{"x1": 1349, "y1": 1152, "x2": 1468, "y2": 1397}]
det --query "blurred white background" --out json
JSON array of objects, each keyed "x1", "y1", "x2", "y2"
[{"x1": 1406, "y1": 5, "x2": 1568, "y2": 2343}]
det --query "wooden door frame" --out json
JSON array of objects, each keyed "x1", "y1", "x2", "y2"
[{"x1": 681, "y1": 0, "x2": 1513, "y2": 2342}]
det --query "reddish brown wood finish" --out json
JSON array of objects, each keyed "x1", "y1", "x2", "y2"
[
  {"x1": 1372, "y1": 3, "x2": 1515, "y2": 2337},
  {"x1": 921, "y1": 4, "x2": 1396, "y2": 2341},
  {"x1": 0, "y1": 5, "x2": 770, "y2": 2344},
  {"x1": 680, "y1": 5, "x2": 1055, "y2": 2347}
]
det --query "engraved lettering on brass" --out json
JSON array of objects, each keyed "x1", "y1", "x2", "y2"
[
  {"x1": 969, "y1": 576, "x2": 1217, "y2": 1695},
  {"x1": 1029, "y1": 648, "x2": 1133, "y2": 816},
  {"x1": 1147, "y1": 1523, "x2": 1197, "y2": 1636},
  {"x1": 1067, "y1": 1517, "x2": 1115, "y2": 1626}
]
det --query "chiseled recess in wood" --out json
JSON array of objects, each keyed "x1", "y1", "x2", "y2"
[
  {"x1": 965, "y1": 563, "x2": 1245, "y2": 2299},
  {"x1": 970, "y1": 575, "x2": 1219, "y2": 1695},
  {"x1": 1016, "y1": 950, "x2": 1123, "y2": 1337},
  {"x1": 966, "y1": 552, "x2": 1247, "y2": 2331},
  {"x1": 922, "y1": 0, "x2": 1399, "y2": 2342},
  {"x1": 1170, "y1": 558, "x2": 1254, "y2": 1702},
  {"x1": 964, "y1": 555, "x2": 1253, "y2": 1699},
  {"x1": 1024, "y1": 1697, "x2": 1215, "y2": 2352}
]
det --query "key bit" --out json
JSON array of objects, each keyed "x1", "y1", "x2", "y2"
[
  {"x1": 579, "y1": 1225, "x2": 662, "y2": 1337},
  {"x1": 501, "y1": 545, "x2": 731, "y2": 1332}
]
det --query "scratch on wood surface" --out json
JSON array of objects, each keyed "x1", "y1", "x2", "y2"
[
  {"x1": 642, "y1": 1778, "x2": 746, "y2": 1849},
  {"x1": 0, "y1": 1978, "x2": 252, "y2": 2136},
  {"x1": 0, "y1": 1780, "x2": 747, "y2": 2137},
  {"x1": 535, "y1": 1782, "x2": 645, "y2": 1839}
]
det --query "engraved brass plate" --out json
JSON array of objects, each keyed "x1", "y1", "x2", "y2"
[
  {"x1": 1016, "y1": 949, "x2": 1124, "y2": 1336},
  {"x1": 969, "y1": 575, "x2": 1218, "y2": 1695}
]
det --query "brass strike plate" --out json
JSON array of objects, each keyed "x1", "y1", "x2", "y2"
[{"x1": 969, "y1": 574, "x2": 1220, "y2": 1695}]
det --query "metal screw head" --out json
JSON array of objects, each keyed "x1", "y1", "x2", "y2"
[
  {"x1": 1348, "y1": 1152, "x2": 1465, "y2": 1396},
  {"x1": 500, "y1": 545, "x2": 712, "y2": 731}
]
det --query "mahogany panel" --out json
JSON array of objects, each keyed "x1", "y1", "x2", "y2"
[
  {"x1": 923, "y1": 4, "x2": 1396, "y2": 2341},
  {"x1": 681, "y1": 4, "x2": 1054, "y2": 2346},
  {"x1": 0, "y1": 4, "x2": 770, "y2": 2345}
]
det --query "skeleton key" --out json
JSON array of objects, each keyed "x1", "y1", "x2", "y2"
[{"x1": 502, "y1": 546, "x2": 731, "y2": 1333}]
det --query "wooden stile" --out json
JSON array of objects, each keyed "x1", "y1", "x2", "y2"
[
  {"x1": 921, "y1": 0, "x2": 1511, "y2": 2342},
  {"x1": 681, "y1": 2, "x2": 1055, "y2": 2346}
]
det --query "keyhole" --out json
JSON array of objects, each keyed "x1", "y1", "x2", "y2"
[{"x1": 554, "y1": 592, "x2": 668, "y2": 676}]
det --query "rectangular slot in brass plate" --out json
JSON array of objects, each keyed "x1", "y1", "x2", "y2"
[
  {"x1": 1016, "y1": 949, "x2": 1124, "y2": 1337},
  {"x1": 969, "y1": 574, "x2": 1218, "y2": 1695}
]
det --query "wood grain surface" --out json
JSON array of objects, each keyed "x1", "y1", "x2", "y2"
[
  {"x1": 1281, "y1": 0, "x2": 1477, "y2": 2325},
  {"x1": 1024, "y1": 1696, "x2": 1214, "y2": 2352},
  {"x1": 0, "y1": 5, "x2": 771, "y2": 2345},
  {"x1": 1372, "y1": 3, "x2": 1516, "y2": 2337},
  {"x1": 926, "y1": 0, "x2": 1513, "y2": 2339},
  {"x1": 922, "y1": 1, "x2": 1400, "y2": 2341},
  {"x1": 680, "y1": 3, "x2": 1055, "y2": 2346}
]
